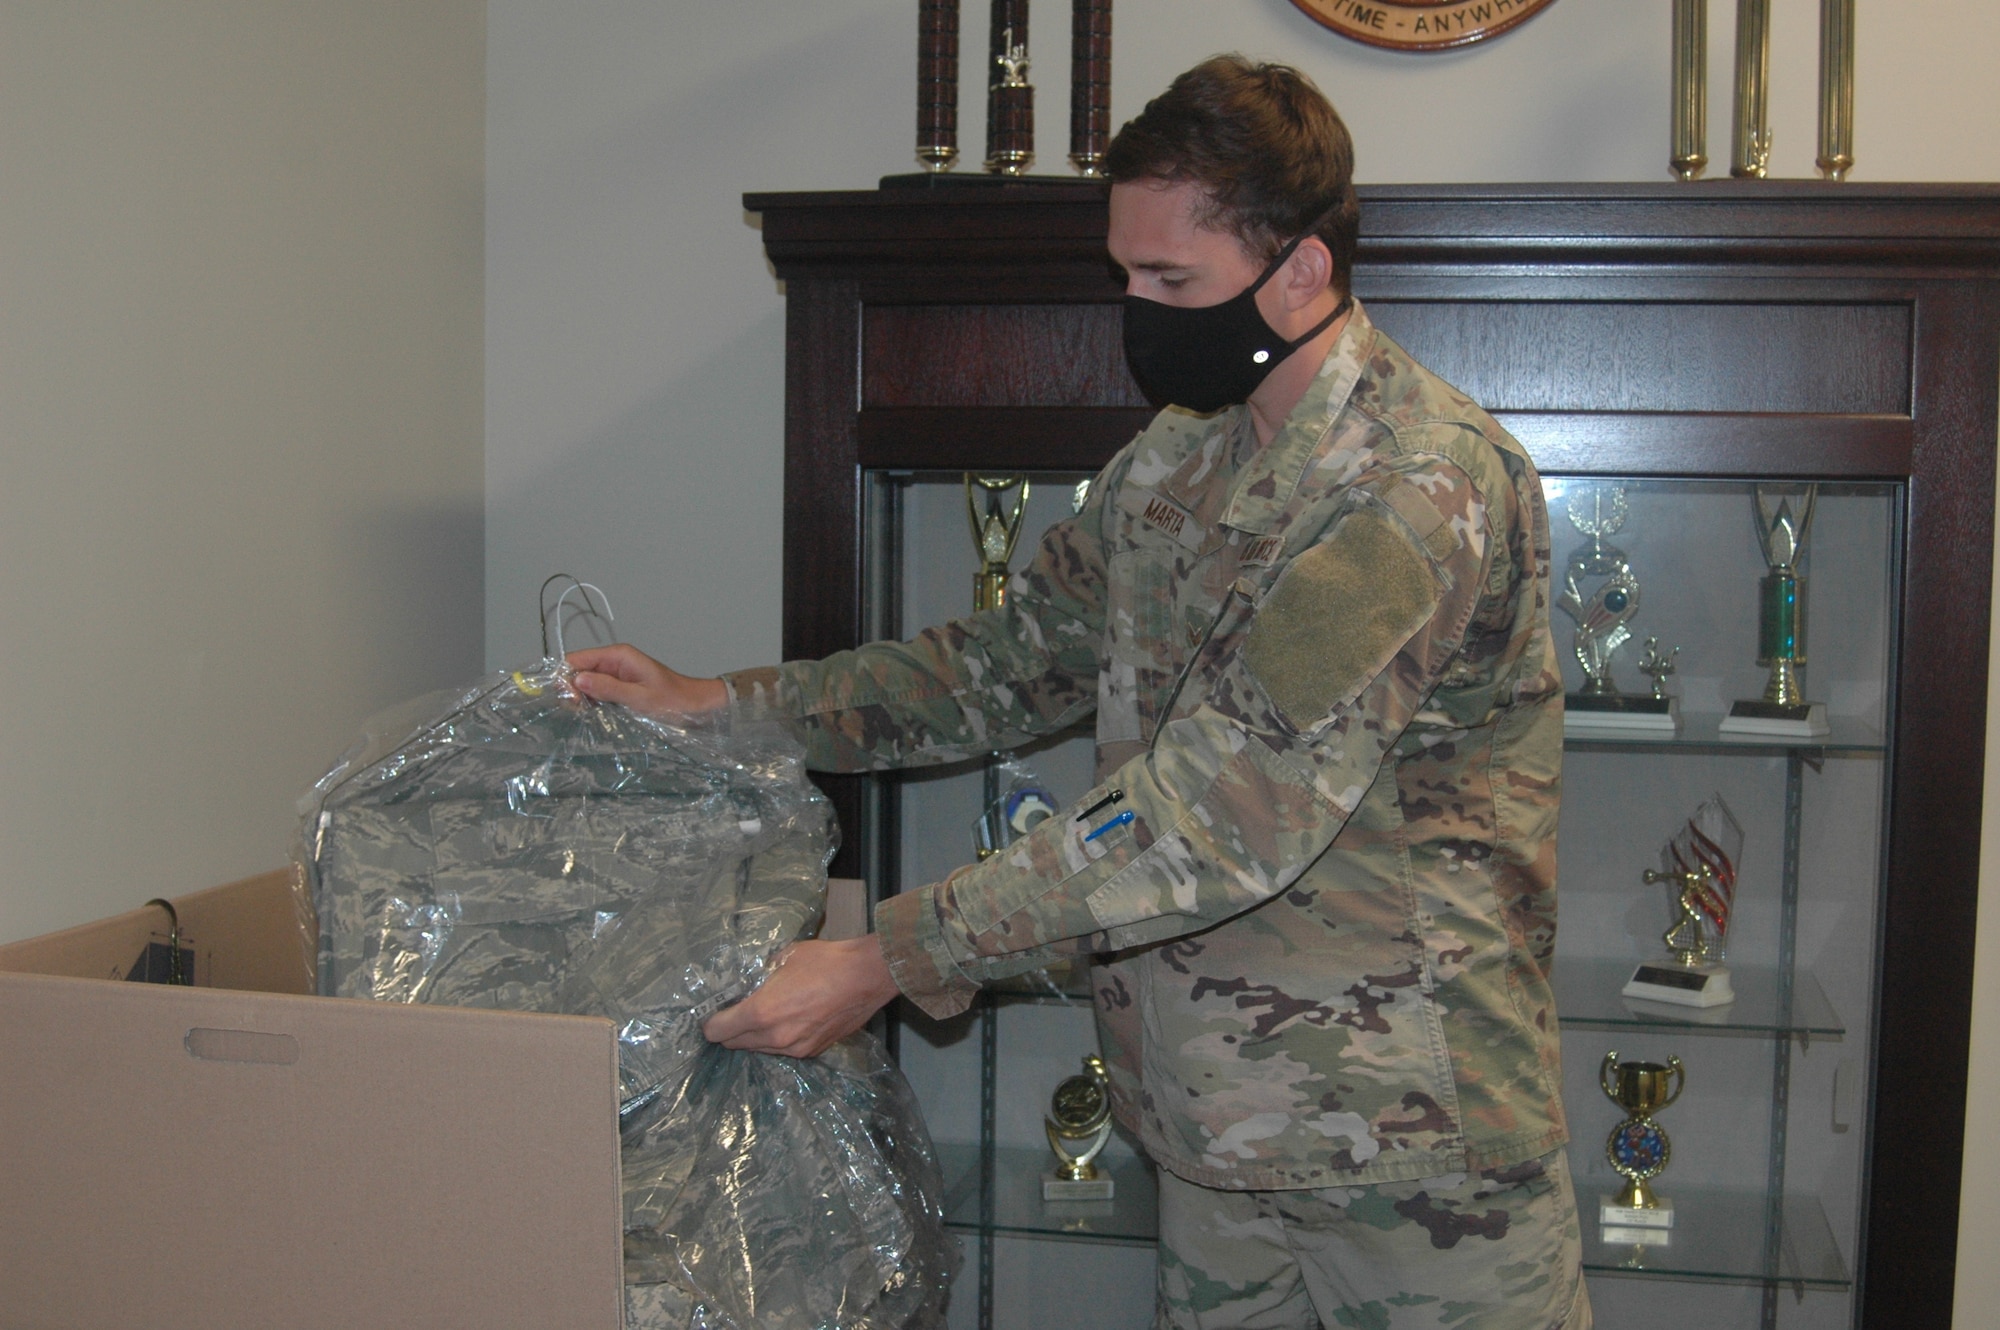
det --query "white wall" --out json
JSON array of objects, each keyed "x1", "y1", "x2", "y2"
[{"x1": 0, "y1": 3, "x2": 486, "y2": 942}]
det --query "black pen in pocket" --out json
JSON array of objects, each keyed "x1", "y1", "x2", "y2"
[{"x1": 1077, "y1": 787, "x2": 1124, "y2": 820}]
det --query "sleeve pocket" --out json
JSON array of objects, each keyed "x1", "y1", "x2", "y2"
[{"x1": 1241, "y1": 505, "x2": 1442, "y2": 735}]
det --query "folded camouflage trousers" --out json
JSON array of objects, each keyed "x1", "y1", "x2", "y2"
[{"x1": 1155, "y1": 1147, "x2": 1590, "y2": 1330}]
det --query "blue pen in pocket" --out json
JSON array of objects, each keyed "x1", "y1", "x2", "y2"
[{"x1": 1085, "y1": 809, "x2": 1135, "y2": 843}]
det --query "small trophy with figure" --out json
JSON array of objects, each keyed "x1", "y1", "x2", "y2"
[
  {"x1": 1043, "y1": 1054, "x2": 1116, "y2": 1201},
  {"x1": 1558, "y1": 486, "x2": 1678, "y2": 738},
  {"x1": 1600, "y1": 1051, "x2": 1685, "y2": 1233},
  {"x1": 1721, "y1": 484, "x2": 1829, "y2": 738},
  {"x1": 1624, "y1": 795, "x2": 1741, "y2": 1008}
]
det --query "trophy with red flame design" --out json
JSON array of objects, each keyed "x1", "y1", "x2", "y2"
[{"x1": 1623, "y1": 795, "x2": 1742, "y2": 1008}]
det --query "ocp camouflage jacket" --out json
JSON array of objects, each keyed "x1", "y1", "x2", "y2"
[{"x1": 726, "y1": 302, "x2": 1568, "y2": 1189}]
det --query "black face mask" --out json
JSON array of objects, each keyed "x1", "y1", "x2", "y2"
[{"x1": 1121, "y1": 229, "x2": 1351, "y2": 414}]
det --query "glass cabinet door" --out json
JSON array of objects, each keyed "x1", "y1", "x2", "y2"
[
  {"x1": 869, "y1": 470, "x2": 1157, "y2": 1330},
  {"x1": 753, "y1": 182, "x2": 2000, "y2": 1330},
  {"x1": 1543, "y1": 476, "x2": 1897, "y2": 1330},
  {"x1": 865, "y1": 468, "x2": 1897, "y2": 1330}
]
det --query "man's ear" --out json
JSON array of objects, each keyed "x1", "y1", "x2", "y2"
[{"x1": 1281, "y1": 235, "x2": 1335, "y2": 311}]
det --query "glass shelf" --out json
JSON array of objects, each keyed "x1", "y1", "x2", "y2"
[
  {"x1": 936, "y1": 1145, "x2": 1852, "y2": 1293},
  {"x1": 1583, "y1": 1190, "x2": 1851, "y2": 1290},
  {"x1": 1564, "y1": 713, "x2": 1884, "y2": 757},
  {"x1": 1553, "y1": 959, "x2": 1844, "y2": 1040},
  {"x1": 938, "y1": 1143, "x2": 1158, "y2": 1246}
]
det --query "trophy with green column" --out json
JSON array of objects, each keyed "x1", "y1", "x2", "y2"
[{"x1": 1720, "y1": 484, "x2": 1829, "y2": 738}]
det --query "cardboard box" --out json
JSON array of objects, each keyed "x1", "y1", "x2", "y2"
[
  {"x1": 0, "y1": 870, "x2": 871, "y2": 1326},
  {"x1": 0, "y1": 869, "x2": 313, "y2": 993}
]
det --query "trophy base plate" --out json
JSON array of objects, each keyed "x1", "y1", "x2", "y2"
[
  {"x1": 1043, "y1": 1175, "x2": 1115, "y2": 1202},
  {"x1": 1564, "y1": 693, "x2": 1679, "y2": 739},
  {"x1": 1719, "y1": 699, "x2": 1829, "y2": 739},
  {"x1": 1600, "y1": 1223, "x2": 1674, "y2": 1247},
  {"x1": 1601, "y1": 1198, "x2": 1675, "y2": 1229},
  {"x1": 1624, "y1": 961, "x2": 1735, "y2": 1007}
]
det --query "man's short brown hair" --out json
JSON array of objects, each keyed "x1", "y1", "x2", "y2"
[{"x1": 1105, "y1": 55, "x2": 1359, "y2": 297}]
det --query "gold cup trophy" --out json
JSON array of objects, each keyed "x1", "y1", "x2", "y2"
[
  {"x1": 1600, "y1": 1051, "x2": 1685, "y2": 1234},
  {"x1": 1043, "y1": 1054, "x2": 1116, "y2": 1201}
]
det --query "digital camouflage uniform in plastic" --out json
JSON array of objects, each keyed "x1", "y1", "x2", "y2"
[
  {"x1": 727, "y1": 302, "x2": 1570, "y2": 1195},
  {"x1": 302, "y1": 664, "x2": 955, "y2": 1330}
]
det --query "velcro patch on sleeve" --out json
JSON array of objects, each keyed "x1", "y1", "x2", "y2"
[{"x1": 1241, "y1": 506, "x2": 1441, "y2": 733}]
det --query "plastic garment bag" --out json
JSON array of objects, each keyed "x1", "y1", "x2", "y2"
[{"x1": 299, "y1": 659, "x2": 952, "y2": 1330}]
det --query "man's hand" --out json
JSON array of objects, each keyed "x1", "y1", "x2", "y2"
[
  {"x1": 567, "y1": 643, "x2": 728, "y2": 717},
  {"x1": 703, "y1": 937, "x2": 902, "y2": 1059}
]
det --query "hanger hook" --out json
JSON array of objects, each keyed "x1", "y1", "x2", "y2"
[{"x1": 538, "y1": 574, "x2": 616, "y2": 661}]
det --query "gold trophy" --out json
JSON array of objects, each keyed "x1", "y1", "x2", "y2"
[
  {"x1": 1042, "y1": 1054, "x2": 1116, "y2": 1201},
  {"x1": 1731, "y1": 0, "x2": 1772, "y2": 178},
  {"x1": 1629, "y1": 864, "x2": 1736, "y2": 1006},
  {"x1": 1720, "y1": 484, "x2": 1828, "y2": 738},
  {"x1": 1669, "y1": 0, "x2": 1707, "y2": 181},
  {"x1": 1600, "y1": 1051, "x2": 1685, "y2": 1234},
  {"x1": 1817, "y1": 0, "x2": 1856, "y2": 181},
  {"x1": 965, "y1": 474, "x2": 1031, "y2": 611},
  {"x1": 1625, "y1": 795, "x2": 1740, "y2": 1008}
]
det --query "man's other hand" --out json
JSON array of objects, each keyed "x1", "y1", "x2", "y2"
[
  {"x1": 703, "y1": 937, "x2": 902, "y2": 1059},
  {"x1": 567, "y1": 643, "x2": 728, "y2": 717}
]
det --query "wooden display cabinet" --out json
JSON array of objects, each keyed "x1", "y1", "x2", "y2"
[{"x1": 747, "y1": 180, "x2": 2000, "y2": 1330}]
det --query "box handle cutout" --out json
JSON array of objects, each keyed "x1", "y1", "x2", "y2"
[{"x1": 185, "y1": 1027, "x2": 299, "y2": 1065}]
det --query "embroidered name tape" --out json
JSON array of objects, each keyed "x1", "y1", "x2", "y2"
[
  {"x1": 1142, "y1": 495, "x2": 1201, "y2": 548},
  {"x1": 1122, "y1": 487, "x2": 1206, "y2": 552},
  {"x1": 1240, "y1": 535, "x2": 1284, "y2": 566}
]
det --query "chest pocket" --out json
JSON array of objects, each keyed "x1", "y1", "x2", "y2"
[
  {"x1": 1241, "y1": 502, "x2": 1445, "y2": 737},
  {"x1": 1145, "y1": 531, "x2": 1288, "y2": 739}
]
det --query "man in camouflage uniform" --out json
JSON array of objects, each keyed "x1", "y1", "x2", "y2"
[{"x1": 574, "y1": 56, "x2": 1586, "y2": 1330}]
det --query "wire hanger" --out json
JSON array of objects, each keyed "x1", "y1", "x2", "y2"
[{"x1": 538, "y1": 573, "x2": 616, "y2": 661}]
